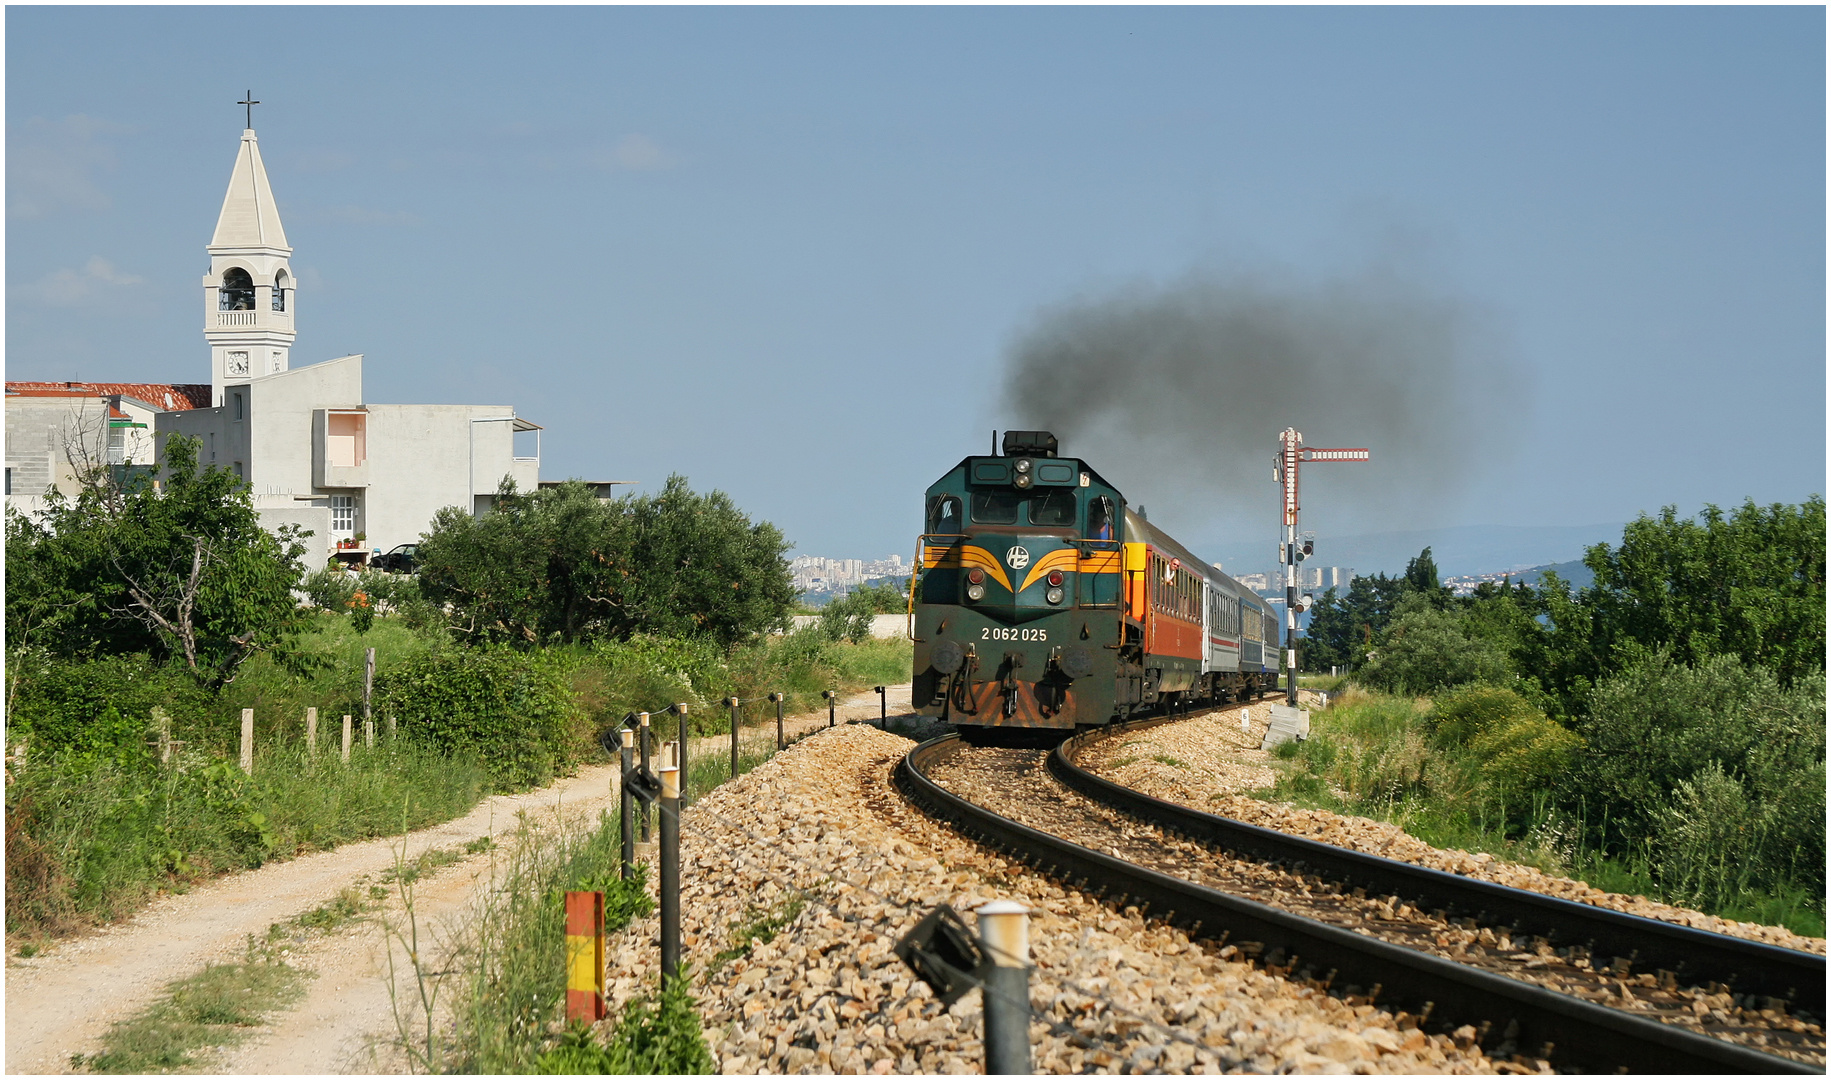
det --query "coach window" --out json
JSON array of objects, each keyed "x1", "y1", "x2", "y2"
[
  {"x1": 1087, "y1": 496, "x2": 1114, "y2": 541},
  {"x1": 971, "y1": 490, "x2": 1020, "y2": 525},
  {"x1": 1029, "y1": 489, "x2": 1076, "y2": 526},
  {"x1": 927, "y1": 494, "x2": 962, "y2": 535}
]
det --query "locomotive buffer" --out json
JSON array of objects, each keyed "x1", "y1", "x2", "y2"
[{"x1": 1274, "y1": 428, "x2": 1369, "y2": 708}]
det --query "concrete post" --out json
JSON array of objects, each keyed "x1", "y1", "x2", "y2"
[
  {"x1": 363, "y1": 646, "x2": 376, "y2": 729},
  {"x1": 239, "y1": 709, "x2": 254, "y2": 774},
  {"x1": 341, "y1": 714, "x2": 353, "y2": 763},
  {"x1": 305, "y1": 707, "x2": 318, "y2": 759},
  {"x1": 976, "y1": 900, "x2": 1033, "y2": 1074}
]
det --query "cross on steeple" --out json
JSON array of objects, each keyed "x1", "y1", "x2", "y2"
[{"x1": 238, "y1": 91, "x2": 260, "y2": 130}]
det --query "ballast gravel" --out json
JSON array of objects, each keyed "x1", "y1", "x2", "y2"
[
  {"x1": 1082, "y1": 702, "x2": 1825, "y2": 957},
  {"x1": 592, "y1": 723, "x2": 1509, "y2": 1074}
]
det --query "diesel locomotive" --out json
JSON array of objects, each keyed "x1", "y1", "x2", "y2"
[{"x1": 911, "y1": 431, "x2": 1279, "y2": 729}]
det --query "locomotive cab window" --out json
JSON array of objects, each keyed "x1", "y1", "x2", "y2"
[
  {"x1": 971, "y1": 490, "x2": 1020, "y2": 524},
  {"x1": 1087, "y1": 496, "x2": 1114, "y2": 541},
  {"x1": 1029, "y1": 489, "x2": 1076, "y2": 526},
  {"x1": 927, "y1": 494, "x2": 962, "y2": 535}
]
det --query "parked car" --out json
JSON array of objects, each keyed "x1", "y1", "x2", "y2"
[{"x1": 375, "y1": 543, "x2": 418, "y2": 574}]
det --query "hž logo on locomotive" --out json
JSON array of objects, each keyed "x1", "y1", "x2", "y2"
[{"x1": 912, "y1": 430, "x2": 1278, "y2": 730}]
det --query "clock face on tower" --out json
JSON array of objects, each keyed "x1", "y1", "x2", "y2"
[{"x1": 226, "y1": 351, "x2": 250, "y2": 376}]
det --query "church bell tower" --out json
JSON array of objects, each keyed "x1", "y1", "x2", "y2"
[{"x1": 204, "y1": 102, "x2": 294, "y2": 407}]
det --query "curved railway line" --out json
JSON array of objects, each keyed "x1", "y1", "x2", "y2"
[{"x1": 894, "y1": 705, "x2": 1824, "y2": 1074}]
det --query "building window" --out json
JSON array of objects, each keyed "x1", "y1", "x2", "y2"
[
  {"x1": 107, "y1": 428, "x2": 126, "y2": 465},
  {"x1": 220, "y1": 267, "x2": 255, "y2": 311},
  {"x1": 331, "y1": 495, "x2": 356, "y2": 533},
  {"x1": 233, "y1": 392, "x2": 244, "y2": 421},
  {"x1": 272, "y1": 270, "x2": 288, "y2": 312},
  {"x1": 4, "y1": 468, "x2": 11, "y2": 496},
  {"x1": 234, "y1": 461, "x2": 244, "y2": 480}
]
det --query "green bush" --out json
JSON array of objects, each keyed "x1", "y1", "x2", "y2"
[
  {"x1": 1428, "y1": 685, "x2": 1582, "y2": 804},
  {"x1": 1357, "y1": 596, "x2": 1514, "y2": 697},
  {"x1": 376, "y1": 648, "x2": 579, "y2": 790},
  {"x1": 7, "y1": 652, "x2": 216, "y2": 760},
  {"x1": 1575, "y1": 649, "x2": 1824, "y2": 902}
]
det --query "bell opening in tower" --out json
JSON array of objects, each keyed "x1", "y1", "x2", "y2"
[
  {"x1": 220, "y1": 268, "x2": 255, "y2": 311},
  {"x1": 272, "y1": 270, "x2": 288, "y2": 312}
]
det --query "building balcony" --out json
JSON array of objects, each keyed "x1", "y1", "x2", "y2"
[
  {"x1": 213, "y1": 309, "x2": 291, "y2": 328},
  {"x1": 313, "y1": 408, "x2": 370, "y2": 489}
]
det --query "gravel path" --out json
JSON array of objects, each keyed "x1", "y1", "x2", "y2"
[{"x1": 599, "y1": 722, "x2": 1508, "y2": 1074}]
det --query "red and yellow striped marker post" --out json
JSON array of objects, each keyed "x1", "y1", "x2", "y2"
[{"x1": 565, "y1": 890, "x2": 606, "y2": 1023}]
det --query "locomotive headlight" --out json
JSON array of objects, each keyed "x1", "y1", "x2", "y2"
[
  {"x1": 1046, "y1": 587, "x2": 1065, "y2": 605},
  {"x1": 1014, "y1": 458, "x2": 1032, "y2": 474},
  {"x1": 1014, "y1": 472, "x2": 1033, "y2": 489},
  {"x1": 1046, "y1": 570, "x2": 1064, "y2": 588},
  {"x1": 966, "y1": 583, "x2": 986, "y2": 601}
]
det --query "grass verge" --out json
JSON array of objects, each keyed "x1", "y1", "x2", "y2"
[
  {"x1": 1260, "y1": 688, "x2": 1825, "y2": 938},
  {"x1": 73, "y1": 937, "x2": 307, "y2": 1074},
  {"x1": 7, "y1": 740, "x2": 490, "y2": 939}
]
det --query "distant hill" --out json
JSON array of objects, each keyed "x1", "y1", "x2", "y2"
[{"x1": 1511, "y1": 558, "x2": 1595, "y2": 592}]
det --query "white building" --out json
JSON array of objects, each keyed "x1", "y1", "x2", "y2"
[
  {"x1": 119, "y1": 121, "x2": 536, "y2": 560},
  {"x1": 7, "y1": 123, "x2": 541, "y2": 560}
]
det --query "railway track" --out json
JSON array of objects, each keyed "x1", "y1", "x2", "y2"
[{"x1": 895, "y1": 710, "x2": 1823, "y2": 1073}]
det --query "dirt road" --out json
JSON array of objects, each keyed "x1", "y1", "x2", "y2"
[{"x1": 6, "y1": 684, "x2": 914, "y2": 1075}]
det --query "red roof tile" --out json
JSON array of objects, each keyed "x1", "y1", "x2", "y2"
[{"x1": 6, "y1": 381, "x2": 213, "y2": 412}]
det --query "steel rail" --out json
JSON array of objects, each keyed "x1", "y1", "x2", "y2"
[
  {"x1": 1050, "y1": 719, "x2": 1826, "y2": 1020},
  {"x1": 897, "y1": 735, "x2": 1816, "y2": 1074}
]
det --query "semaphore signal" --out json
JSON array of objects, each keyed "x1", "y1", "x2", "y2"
[{"x1": 1273, "y1": 428, "x2": 1369, "y2": 707}]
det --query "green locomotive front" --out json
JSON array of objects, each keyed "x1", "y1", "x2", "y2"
[{"x1": 911, "y1": 431, "x2": 1124, "y2": 728}]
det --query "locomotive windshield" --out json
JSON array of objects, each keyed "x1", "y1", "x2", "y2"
[
  {"x1": 1028, "y1": 490, "x2": 1076, "y2": 526},
  {"x1": 927, "y1": 494, "x2": 962, "y2": 534},
  {"x1": 970, "y1": 490, "x2": 1021, "y2": 524}
]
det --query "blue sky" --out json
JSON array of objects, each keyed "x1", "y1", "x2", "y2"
[{"x1": 8, "y1": 7, "x2": 1823, "y2": 573}]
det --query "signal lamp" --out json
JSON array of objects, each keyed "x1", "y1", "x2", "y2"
[
  {"x1": 1014, "y1": 473, "x2": 1033, "y2": 489},
  {"x1": 966, "y1": 584, "x2": 986, "y2": 601},
  {"x1": 967, "y1": 568, "x2": 985, "y2": 585},
  {"x1": 1046, "y1": 570, "x2": 1064, "y2": 588},
  {"x1": 1046, "y1": 587, "x2": 1065, "y2": 605},
  {"x1": 1014, "y1": 458, "x2": 1032, "y2": 474}
]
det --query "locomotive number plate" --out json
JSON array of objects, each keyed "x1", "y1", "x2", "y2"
[{"x1": 982, "y1": 627, "x2": 1048, "y2": 642}]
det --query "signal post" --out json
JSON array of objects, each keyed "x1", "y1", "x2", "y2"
[{"x1": 1274, "y1": 428, "x2": 1369, "y2": 708}]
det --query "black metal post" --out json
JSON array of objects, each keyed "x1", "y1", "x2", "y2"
[
  {"x1": 638, "y1": 712, "x2": 651, "y2": 842},
  {"x1": 728, "y1": 696, "x2": 740, "y2": 779},
  {"x1": 875, "y1": 685, "x2": 887, "y2": 728},
  {"x1": 824, "y1": 689, "x2": 836, "y2": 728},
  {"x1": 769, "y1": 692, "x2": 783, "y2": 750},
  {"x1": 977, "y1": 901, "x2": 1033, "y2": 1074},
  {"x1": 675, "y1": 703, "x2": 689, "y2": 805},
  {"x1": 619, "y1": 727, "x2": 634, "y2": 879},
  {"x1": 659, "y1": 766, "x2": 681, "y2": 979}
]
